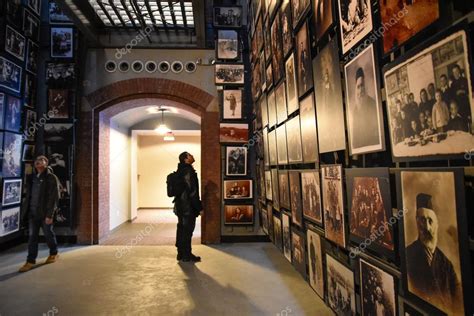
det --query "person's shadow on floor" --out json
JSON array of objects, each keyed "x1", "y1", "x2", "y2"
[{"x1": 0, "y1": 262, "x2": 50, "y2": 282}]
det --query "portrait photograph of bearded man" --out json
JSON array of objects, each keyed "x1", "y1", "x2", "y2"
[{"x1": 400, "y1": 170, "x2": 469, "y2": 316}]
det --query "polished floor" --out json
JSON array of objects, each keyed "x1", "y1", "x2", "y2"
[{"x1": 0, "y1": 243, "x2": 334, "y2": 315}]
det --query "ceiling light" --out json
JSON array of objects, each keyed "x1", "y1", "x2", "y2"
[
  {"x1": 164, "y1": 131, "x2": 175, "y2": 141},
  {"x1": 154, "y1": 107, "x2": 171, "y2": 135}
]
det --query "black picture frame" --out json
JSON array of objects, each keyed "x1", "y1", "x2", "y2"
[
  {"x1": 2, "y1": 178, "x2": 22, "y2": 206},
  {"x1": 225, "y1": 146, "x2": 247, "y2": 176},
  {"x1": 45, "y1": 62, "x2": 76, "y2": 87},
  {"x1": 27, "y1": 0, "x2": 42, "y2": 16},
  {"x1": 282, "y1": 212, "x2": 292, "y2": 262},
  {"x1": 289, "y1": 171, "x2": 303, "y2": 227},
  {"x1": 291, "y1": 229, "x2": 307, "y2": 278},
  {"x1": 0, "y1": 206, "x2": 20, "y2": 237},
  {"x1": 24, "y1": 73, "x2": 37, "y2": 109},
  {"x1": 49, "y1": 0, "x2": 73, "y2": 24},
  {"x1": 23, "y1": 9, "x2": 40, "y2": 42},
  {"x1": 5, "y1": 25, "x2": 26, "y2": 61},
  {"x1": 213, "y1": 6, "x2": 242, "y2": 28},
  {"x1": 273, "y1": 214, "x2": 283, "y2": 251},
  {"x1": 25, "y1": 39, "x2": 39, "y2": 74},
  {"x1": 50, "y1": 27, "x2": 74, "y2": 59},
  {"x1": 0, "y1": 57, "x2": 23, "y2": 94}
]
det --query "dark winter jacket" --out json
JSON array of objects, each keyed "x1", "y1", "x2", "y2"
[
  {"x1": 24, "y1": 167, "x2": 60, "y2": 220},
  {"x1": 173, "y1": 163, "x2": 202, "y2": 217}
]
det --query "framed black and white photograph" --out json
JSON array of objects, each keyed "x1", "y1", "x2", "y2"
[
  {"x1": 51, "y1": 27, "x2": 74, "y2": 58},
  {"x1": 23, "y1": 10, "x2": 40, "y2": 41},
  {"x1": 213, "y1": 6, "x2": 242, "y2": 28},
  {"x1": 46, "y1": 144, "x2": 70, "y2": 193},
  {"x1": 398, "y1": 169, "x2": 471, "y2": 316},
  {"x1": 301, "y1": 170, "x2": 323, "y2": 225},
  {"x1": 260, "y1": 94, "x2": 268, "y2": 128},
  {"x1": 265, "y1": 170, "x2": 272, "y2": 201},
  {"x1": 43, "y1": 123, "x2": 74, "y2": 143},
  {"x1": 313, "y1": 39, "x2": 346, "y2": 153},
  {"x1": 24, "y1": 73, "x2": 37, "y2": 109},
  {"x1": 222, "y1": 89, "x2": 242, "y2": 120},
  {"x1": 25, "y1": 40, "x2": 39, "y2": 73},
  {"x1": 360, "y1": 258, "x2": 397, "y2": 316},
  {"x1": 263, "y1": 128, "x2": 270, "y2": 167},
  {"x1": 285, "y1": 53, "x2": 299, "y2": 114},
  {"x1": 224, "y1": 205, "x2": 254, "y2": 225},
  {"x1": 307, "y1": 228, "x2": 324, "y2": 299},
  {"x1": 268, "y1": 129, "x2": 277, "y2": 165},
  {"x1": 5, "y1": 0, "x2": 23, "y2": 28},
  {"x1": 281, "y1": 0, "x2": 293, "y2": 57},
  {"x1": 5, "y1": 25, "x2": 26, "y2": 61},
  {"x1": 276, "y1": 124, "x2": 288, "y2": 165},
  {"x1": 292, "y1": 230, "x2": 306, "y2": 278},
  {"x1": 217, "y1": 30, "x2": 239, "y2": 60},
  {"x1": 2, "y1": 133, "x2": 22, "y2": 178},
  {"x1": 215, "y1": 64, "x2": 244, "y2": 85},
  {"x1": 4, "y1": 95, "x2": 22, "y2": 133},
  {"x1": 24, "y1": 109, "x2": 37, "y2": 142},
  {"x1": 384, "y1": 30, "x2": 473, "y2": 161},
  {"x1": 286, "y1": 115, "x2": 303, "y2": 163},
  {"x1": 22, "y1": 144, "x2": 35, "y2": 162},
  {"x1": 0, "y1": 207, "x2": 20, "y2": 237},
  {"x1": 46, "y1": 62, "x2": 76, "y2": 86},
  {"x1": 0, "y1": 57, "x2": 22, "y2": 93},
  {"x1": 271, "y1": 169, "x2": 280, "y2": 211},
  {"x1": 223, "y1": 179, "x2": 252, "y2": 200},
  {"x1": 261, "y1": 209, "x2": 269, "y2": 234},
  {"x1": 299, "y1": 94, "x2": 319, "y2": 162},
  {"x1": 48, "y1": 89, "x2": 70, "y2": 118},
  {"x1": 219, "y1": 123, "x2": 248, "y2": 143},
  {"x1": 314, "y1": 0, "x2": 334, "y2": 42},
  {"x1": 28, "y1": 0, "x2": 42, "y2": 16},
  {"x1": 267, "y1": 89, "x2": 277, "y2": 128},
  {"x1": 337, "y1": 0, "x2": 373, "y2": 54},
  {"x1": 289, "y1": 171, "x2": 303, "y2": 227},
  {"x1": 226, "y1": 146, "x2": 247, "y2": 176},
  {"x1": 282, "y1": 212, "x2": 292, "y2": 262},
  {"x1": 273, "y1": 215, "x2": 283, "y2": 251},
  {"x1": 322, "y1": 165, "x2": 346, "y2": 248},
  {"x1": 0, "y1": 93, "x2": 4, "y2": 130},
  {"x1": 296, "y1": 22, "x2": 313, "y2": 98},
  {"x1": 271, "y1": 11, "x2": 284, "y2": 84},
  {"x1": 326, "y1": 254, "x2": 356, "y2": 315},
  {"x1": 49, "y1": 0, "x2": 73, "y2": 24},
  {"x1": 344, "y1": 44, "x2": 385, "y2": 155},
  {"x1": 2, "y1": 179, "x2": 22, "y2": 206},
  {"x1": 291, "y1": 0, "x2": 310, "y2": 29},
  {"x1": 278, "y1": 170, "x2": 290, "y2": 210},
  {"x1": 275, "y1": 81, "x2": 287, "y2": 125}
]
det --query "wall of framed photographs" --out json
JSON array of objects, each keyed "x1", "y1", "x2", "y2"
[{"x1": 248, "y1": 0, "x2": 473, "y2": 315}]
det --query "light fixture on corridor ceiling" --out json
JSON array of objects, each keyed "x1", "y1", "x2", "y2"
[
  {"x1": 155, "y1": 107, "x2": 171, "y2": 135},
  {"x1": 163, "y1": 131, "x2": 175, "y2": 141}
]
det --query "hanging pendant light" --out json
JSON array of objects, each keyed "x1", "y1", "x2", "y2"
[
  {"x1": 163, "y1": 131, "x2": 175, "y2": 141},
  {"x1": 155, "y1": 107, "x2": 170, "y2": 135}
]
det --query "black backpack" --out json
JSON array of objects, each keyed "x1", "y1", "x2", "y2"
[{"x1": 166, "y1": 171, "x2": 186, "y2": 197}]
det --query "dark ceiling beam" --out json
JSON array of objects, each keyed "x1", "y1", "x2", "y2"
[
  {"x1": 144, "y1": 0, "x2": 160, "y2": 32},
  {"x1": 131, "y1": 0, "x2": 153, "y2": 43},
  {"x1": 179, "y1": 0, "x2": 188, "y2": 29},
  {"x1": 119, "y1": 0, "x2": 139, "y2": 29},
  {"x1": 156, "y1": 1, "x2": 170, "y2": 29},
  {"x1": 97, "y1": 0, "x2": 116, "y2": 26},
  {"x1": 109, "y1": 0, "x2": 127, "y2": 26}
]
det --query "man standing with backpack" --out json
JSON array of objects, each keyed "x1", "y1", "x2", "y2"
[{"x1": 169, "y1": 152, "x2": 203, "y2": 262}]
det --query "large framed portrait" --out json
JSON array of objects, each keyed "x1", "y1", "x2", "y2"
[
  {"x1": 285, "y1": 53, "x2": 299, "y2": 115},
  {"x1": 268, "y1": 129, "x2": 277, "y2": 165},
  {"x1": 271, "y1": 11, "x2": 284, "y2": 84},
  {"x1": 275, "y1": 81, "x2": 287, "y2": 125},
  {"x1": 219, "y1": 123, "x2": 248, "y2": 143},
  {"x1": 51, "y1": 27, "x2": 74, "y2": 58},
  {"x1": 295, "y1": 22, "x2": 313, "y2": 98},
  {"x1": 313, "y1": 0, "x2": 334, "y2": 43},
  {"x1": 28, "y1": 0, "x2": 41, "y2": 16},
  {"x1": 346, "y1": 168, "x2": 395, "y2": 258},
  {"x1": 301, "y1": 170, "x2": 322, "y2": 225},
  {"x1": 265, "y1": 170, "x2": 273, "y2": 200},
  {"x1": 4, "y1": 95, "x2": 22, "y2": 132},
  {"x1": 299, "y1": 93, "x2": 319, "y2": 162},
  {"x1": 2, "y1": 133, "x2": 22, "y2": 178},
  {"x1": 344, "y1": 44, "x2": 385, "y2": 155},
  {"x1": 313, "y1": 39, "x2": 346, "y2": 153},
  {"x1": 213, "y1": 6, "x2": 242, "y2": 28},
  {"x1": 326, "y1": 254, "x2": 356, "y2": 315},
  {"x1": 291, "y1": 230, "x2": 306, "y2": 278},
  {"x1": 24, "y1": 73, "x2": 37, "y2": 109},
  {"x1": 215, "y1": 64, "x2": 244, "y2": 85},
  {"x1": 381, "y1": 0, "x2": 439, "y2": 54},
  {"x1": 222, "y1": 89, "x2": 243, "y2": 120},
  {"x1": 291, "y1": 0, "x2": 310, "y2": 29},
  {"x1": 276, "y1": 124, "x2": 288, "y2": 165},
  {"x1": 0, "y1": 207, "x2": 20, "y2": 237},
  {"x1": 226, "y1": 146, "x2": 247, "y2": 176},
  {"x1": 47, "y1": 89, "x2": 70, "y2": 118},
  {"x1": 271, "y1": 169, "x2": 280, "y2": 211},
  {"x1": 5, "y1": 25, "x2": 26, "y2": 61},
  {"x1": 46, "y1": 62, "x2": 76, "y2": 86},
  {"x1": 223, "y1": 180, "x2": 253, "y2": 200},
  {"x1": 0, "y1": 94, "x2": 4, "y2": 130},
  {"x1": 0, "y1": 57, "x2": 22, "y2": 93},
  {"x1": 49, "y1": 0, "x2": 73, "y2": 24},
  {"x1": 278, "y1": 170, "x2": 290, "y2": 210},
  {"x1": 307, "y1": 228, "x2": 324, "y2": 299},
  {"x1": 289, "y1": 171, "x2": 303, "y2": 227},
  {"x1": 217, "y1": 30, "x2": 239, "y2": 60},
  {"x1": 23, "y1": 10, "x2": 40, "y2": 41},
  {"x1": 281, "y1": 0, "x2": 293, "y2": 58},
  {"x1": 383, "y1": 29, "x2": 473, "y2": 161},
  {"x1": 26, "y1": 40, "x2": 39, "y2": 74},
  {"x1": 267, "y1": 89, "x2": 277, "y2": 128},
  {"x1": 337, "y1": 0, "x2": 373, "y2": 54},
  {"x1": 397, "y1": 169, "x2": 471, "y2": 316},
  {"x1": 285, "y1": 115, "x2": 303, "y2": 163},
  {"x1": 2, "y1": 179, "x2": 22, "y2": 206},
  {"x1": 359, "y1": 258, "x2": 397, "y2": 316},
  {"x1": 43, "y1": 123, "x2": 73, "y2": 143},
  {"x1": 273, "y1": 215, "x2": 283, "y2": 251},
  {"x1": 322, "y1": 165, "x2": 346, "y2": 248},
  {"x1": 282, "y1": 212, "x2": 292, "y2": 262},
  {"x1": 224, "y1": 205, "x2": 254, "y2": 225}
]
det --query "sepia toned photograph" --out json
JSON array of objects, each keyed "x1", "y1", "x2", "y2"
[
  {"x1": 26, "y1": 40, "x2": 39, "y2": 74},
  {"x1": 273, "y1": 215, "x2": 283, "y2": 251},
  {"x1": 46, "y1": 62, "x2": 75, "y2": 86},
  {"x1": 2, "y1": 179, "x2": 22, "y2": 206},
  {"x1": 252, "y1": 61, "x2": 262, "y2": 101},
  {"x1": 219, "y1": 123, "x2": 248, "y2": 143},
  {"x1": 215, "y1": 64, "x2": 244, "y2": 85},
  {"x1": 51, "y1": 27, "x2": 74, "y2": 58},
  {"x1": 278, "y1": 171, "x2": 290, "y2": 210},
  {"x1": 299, "y1": 93, "x2": 319, "y2": 162},
  {"x1": 263, "y1": 128, "x2": 270, "y2": 167},
  {"x1": 286, "y1": 115, "x2": 303, "y2": 163},
  {"x1": 267, "y1": 89, "x2": 277, "y2": 128},
  {"x1": 344, "y1": 44, "x2": 384, "y2": 155},
  {"x1": 384, "y1": 30, "x2": 473, "y2": 161},
  {"x1": 217, "y1": 30, "x2": 239, "y2": 60},
  {"x1": 337, "y1": 0, "x2": 373, "y2": 54},
  {"x1": 301, "y1": 170, "x2": 323, "y2": 225},
  {"x1": 271, "y1": 11, "x2": 284, "y2": 84},
  {"x1": 265, "y1": 170, "x2": 273, "y2": 201},
  {"x1": 381, "y1": 0, "x2": 439, "y2": 54},
  {"x1": 360, "y1": 259, "x2": 396, "y2": 316},
  {"x1": 4, "y1": 95, "x2": 21, "y2": 132},
  {"x1": 313, "y1": 0, "x2": 334, "y2": 42},
  {"x1": 322, "y1": 165, "x2": 346, "y2": 248},
  {"x1": 347, "y1": 168, "x2": 394, "y2": 255},
  {"x1": 222, "y1": 89, "x2": 243, "y2": 119},
  {"x1": 400, "y1": 170, "x2": 466, "y2": 316},
  {"x1": 226, "y1": 146, "x2": 247, "y2": 176},
  {"x1": 0, "y1": 57, "x2": 22, "y2": 93},
  {"x1": 281, "y1": 0, "x2": 293, "y2": 57},
  {"x1": 276, "y1": 124, "x2": 288, "y2": 165},
  {"x1": 326, "y1": 254, "x2": 356, "y2": 315},
  {"x1": 224, "y1": 180, "x2": 252, "y2": 200},
  {"x1": 289, "y1": 171, "x2": 303, "y2": 227},
  {"x1": 5, "y1": 25, "x2": 26, "y2": 61},
  {"x1": 213, "y1": 6, "x2": 242, "y2": 28},
  {"x1": 292, "y1": 230, "x2": 306, "y2": 277},
  {"x1": 271, "y1": 169, "x2": 280, "y2": 211},
  {"x1": 313, "y1": 38, "x2": 346, "y2": 153},
  {"x1": 261, "y1": 209, "x2": 269, "y2": 235},
  {"x1": 49, "y1": 0, "x2": 73, "y2": 24},
  {"x1": 0, "y1": 207, "x2": 20, "y2": 237},
  {"x1": 275, "y1": 81, "x2": 287, "y2": 124},
  {"x1": 2, "y1": 133, "x2": 22, "y2": 178},
  {"x1": 268, "y1": 129, "x2": 278, "y2": 165},
  {"x1": 264, "y1": 18, "x2": 272, "y2": 64},
  {"x1": 307, "y1": 229, "x2": 324, "y2": 299},
  {"x1": 291, "y1": 0, "x2": 310, "y2": 29},
  {"x1": 224, "y1": 205, "x2": 254, "y2": 225},
  {"x1": 48, "y1": 89, "x2": 70, "y2": 118},
  {"x1": 296, "y1": 22, "x2": 313, "y2": 98},
  {"x1": 260, "y1": 94, "x2": 269, "y2": 129},
  {"x1": 282, "y1": 212, "x2": 292, "y2": 262},
  {"x1": 285, "y1": 53, "x2": 299, "y2": 114}
]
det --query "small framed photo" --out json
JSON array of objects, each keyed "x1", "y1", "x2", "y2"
[
  {"x1": 44, "y1": 123, "x2": 74, "y2": 143},
  {"x1": 292, "y1": 229, "x2": 306, "y2": 278},
  {"x1": 215, "y1": 64, "x2": 244, "y2": 85},
  {"x1": 326, "y1": 254, "x2": 356, "y2": 315},
  {"x1": 49, "y1": 0, "x2": 73, "y2": 24},
  {"x1": 226, "y1": 146, "x2": 247, "y2": 176},
  {"x1": 22, "y1": 144, "x2": 36, "y2": 162},
  {"x1": 46, "y1": 62, "x2": 76, "y2": 86},
  {"x1": 224, "y1": 205, "x2": 254, "y2": 225},
  {"x1": 2, "y1": 179, "x2": 22, "y2": 206},
  {"x1": 4, "y1": 95, "x2": 22, "y2": 132},
  {"x1": 5, "y1": 25, "x2": 26, "y2": 61},
  {"x1": 0, "y1": 93, "x2": 5, "y2": 130},
  {"x1": 219, "y1": 123, "x2": 248, "y2": 143},
  {"x1": 217, "y1": 30, "x2": 239, "y2": 60},
  {"x1": 213, "y1": 6, "x2": 242, "y2": 28},
  {"x1": 278, "y1": 170, "x2": 290, "y2": 210},
  {"x1": 47, "y1": 89, "x2": 71, "y2": 119},
  {"x1": 337, "y1": 0, "x2": 373, "y2": 54},
  {"x1": 51, "y1": 27, "x2": 74, "y2": 58},
  {"x1": 0, "y1": 207, "x2": 20, "y2": 237},
  {"x1": 24, "y1": 73, "x2": 37, "y2": 108},
  {"x1": 26, "y1": 40, "x2": 39, "y2": 73},
  {"x1": 301, "y1": 170, "x2": 323, "y2": 225},
  {"x1": 2, "y1": 133, "x2": 22, "y2": 178},
  {"x1": 0, "y1": 57, "x2": 22, "y2": 93},
  {"x1": 222, "y1": 89, "x2": 243, "y2": 120},
  {"x1": 23, "y1": 10, "x2": 40, "y2": 41},
  {"x1": 5, "y1": 0, "x2": 23, "y2": 29},
  {"x1": 273, "y1": 215, "x2": 283, "y2": 251},
  {"x1": 27, "y1": 0, "x2": 42, "y2": 16},
  {"x1": 282, "y1": 213, "x2": 292, "y2": 262},
  {"x1": 223, "y1": 179, "x2": 252, "y2": 200},
  {"x1": 24, "y1": 109, "x2": 37, "y2": 141}
]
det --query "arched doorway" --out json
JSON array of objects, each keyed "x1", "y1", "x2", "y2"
[{"x1": 75, "y1": 78, "x2": 221, "y2": 245}]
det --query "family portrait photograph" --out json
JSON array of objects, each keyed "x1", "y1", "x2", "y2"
[
  {"x1": 46, "y1": 62, "x2": 75, "y2": 86},
  {"x1": 278, "y1": 171, "x2": 290, "y2": 210},
  {"x1": 292, "y1": 230, "x2": 306, "y2": 277},
  {"x1": 322, "y1": 165, "x2": 346, "y2": 248},
  {"x1": 299, "y1": 93, "x2": 319, "y2": 162},
  {"x1": 1, "y1": 207, "x2": 20, "y2": 237},
  {"x1": 285, "y1": 53, "x2": 299, "y2": 114},
  {"x1": 5, "y1": 25, "x2": 26, "y2": 61},
  {"x1": 213, "y1": 6, "x2": 242, "y2": 28},
  {"x1": 2, "y1": 179, "x2": 22, "y2": 206},
  {"x1": 226, "y1": 146, "x2": 247, "y2": 176},
  {"x1": 271, "y1": 12, "x2": 284, "y2": 83},
  {"x1": 360, "y1": 259, "x2": 396, "y2": 316},
  {"x1": 273, "y1": 215, "x2": 283, "y2": 251},
  {"x1": 0, "y1": 57, "x2": 22, "y2": 93},
  {"x1": 51, "y1": 27, "x2": 74, "y2": 58},
  {"x1": 223, "y1": 180, "x2": 252, "y2": 200},
  {"x1": 301, "y1": 170, "x2": 322, "y2": 225},
  {"x1": 326, "y1": 254, "x2": 356, "y2": 315},
  {"x1": 296, "y1": 22, "x2": 313, "y2": 98},
  {"x1": 289, "y1": 171, "x2": 303, "y2": 227},
  {"x1": 215, "y1": 64, "x2": 244, "y2": 85},
  {"x1": 224, "y1": 205, "x2": 254, "y2": 225}
]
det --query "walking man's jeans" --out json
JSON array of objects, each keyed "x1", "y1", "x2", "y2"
[
  {"x1": 176, "y1": 215, "x2": 196, "y2": 257},
  {"x1": 27, "y1": 217, "x2": 58, "y2": 264}
]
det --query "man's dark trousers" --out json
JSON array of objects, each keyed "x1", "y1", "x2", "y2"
[
  {"x1": 27, "y1": 216, "x2": 58, "y2": 264},
  {"x1": 176, "y1": 214, "x2": 196, "y2": 257}
]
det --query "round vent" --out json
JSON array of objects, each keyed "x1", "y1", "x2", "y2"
[
  {"x1": 118, "y1": 61, "x2": 130, "y2": 72},
  {"x1": 105, "y1": 60, "x2": 117, "y2": 73},
  {"x1": 171, "y1": 61, "x2": 183, "y2": 73},
  {"x1": 145, "y1": 61, "x2": 157, "y2": 73},
  {"x1": 132, "y1": 60, "x2": 144, "y2": 73},
  {"x1": 159, "y1": 61, "x2": 170, "y2": 73},
  {"x1": 185, "y1": 61, "x2": 197, "y2": 73}
]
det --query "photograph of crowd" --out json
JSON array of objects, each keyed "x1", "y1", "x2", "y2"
[
  {"x1": 0, "y1": 207, "x2": 20, "y2": 237},
  {"x1": 215, "y1": 64, "x2": 244, "y2": 85},
  {"x1": 299, "y1": 93, "x2": 319, "y2": 162},
  {"x1": 279, "y1": 171, "x2": 290, "y2": 210},
  {"x1": 384, "y1": 30, "x2": 473, "y2": 160},
  {"x1": 289, "y1": 171, "x2": 303, "y2": 227},
  {"x1": 282, "y1": 213, "x2": 292, "y2": 262},
  {"x1": 360, "y1": 259, "x2": 396, "y2": 316},
  {"x1": 322, "y1": 165, "x2": 346, "y2": 248},
  {"x1": 46, "y1": 62, "x2": 75, "y2": 86},
  {"x1": 337, "y1": 0, "x2": 373, "y2": 54},
  {"x1": 213, "y1": 6, "x2": 242, "y2": 28},
  {"x1": 326, "y1": 254, "x2": 356, "y2": 315},
  {"x1": 224, "y1": 205, "x2": 254, "y2": 225},
  {"x1": 226, "y1": 146, "x2": 247, "y2": 176},
  {"x1": 0, "y1": 57, "x2": 22, "y2": 93},
  {"x1": 307, "y1": 229, "x2": 324, "y2": 299},
  {"x1": 301, "y1": 170, "x2": 322, "y2": 225}
]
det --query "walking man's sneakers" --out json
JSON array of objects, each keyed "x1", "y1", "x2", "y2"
[
  {"x1": 44, "y1": 254, "x2": 59, "y2": 264},
  {"x1": 18, "y1": 262, "x2": 35, "y2": 273}
]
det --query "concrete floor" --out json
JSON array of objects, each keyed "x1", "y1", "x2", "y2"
[{"x1": 0, "y1": 243, "x2": 334, "y2": 316}]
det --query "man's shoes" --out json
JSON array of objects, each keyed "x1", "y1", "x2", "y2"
[
  {"x1": 177, "y1": 253, "x2": 183, "y2": 261},
  {"x1": 44, "y1": 254, "x2": 59, "y2": 264},
  {"x1": 18, "y1": 262, "x2": 35, "y2": 273},
  {"x1": 180, "y1": 254, "x2": 201, "y2": 262}
]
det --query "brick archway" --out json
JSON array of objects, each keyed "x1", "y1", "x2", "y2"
[{"x1": 75, "y1": 78, "x2": 221, "y2": 245}]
